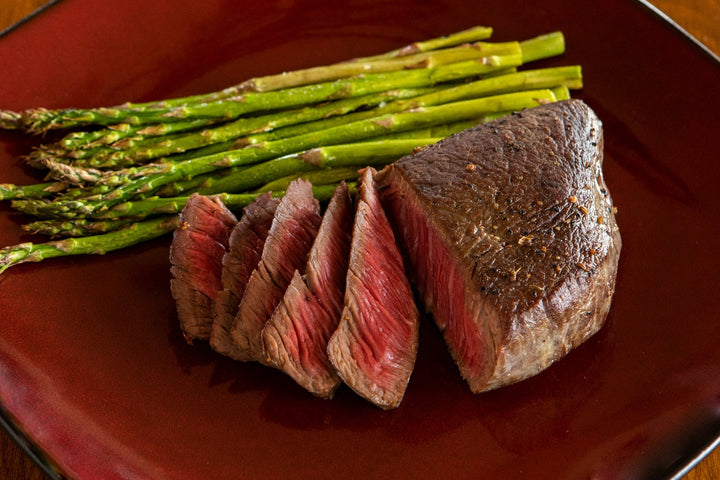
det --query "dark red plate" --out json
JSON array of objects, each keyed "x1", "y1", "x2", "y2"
[{"x1": 1, "y1": 1, "x2": 719, "y2": 479}]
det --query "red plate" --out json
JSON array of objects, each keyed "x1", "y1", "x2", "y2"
[{"x1": 1, "y1": 1, "x2": 719, "y2": 478}]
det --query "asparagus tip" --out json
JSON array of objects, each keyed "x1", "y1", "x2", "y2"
[
  {"x1": 0, "y1": 243, "x2": 34, "y2": 276},
  {"x1": 0, "y1": 110, "x2": 23, "y2": 130}
]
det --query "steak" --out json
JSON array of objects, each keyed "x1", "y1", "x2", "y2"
[
  {"x1": 375, "y1": 99, "x2": 621, "y2": 393},
  {"x1": 262, "y1": 182, "x2": 354, "y2": 398},
  {"x1": 230, "y1": 179, "x2": 322, "y2": 362},
  {"x1": 169, "y1": 193, "x2": 237, "y2": 343},
  {"x1": 327, "y1": 169, "x2": 419, "y2": 409},
  {"x1": 210, "y1": 193, "x2": 280, "y2": 359}
]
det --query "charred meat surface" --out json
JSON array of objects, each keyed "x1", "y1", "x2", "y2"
[
  {"x1": 376, "y1": 99, "x2": 621, "y2": 393},
  {"x1": 169, "y1": 193, "x2": 237, "y2": 343},
  {"x1": 327, "y1": 169, "x2": 420, "y2": 409},
  {"x1": 230, "y1": 179, "x2": 322, "y2": 362},
  {"x1": 211, "y1": 193, "x2": 280, "y2": 359},
  {"x1": 263, "y1": 183, "x2": 354, "y2": 398}
]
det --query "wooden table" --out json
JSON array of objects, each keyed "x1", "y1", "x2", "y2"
[{"x1": 0, "y1": 0, "x2": 718, "y2": 478}]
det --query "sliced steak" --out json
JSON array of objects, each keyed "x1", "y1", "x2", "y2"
[
  {"x1": 263, "y1": 182, "x2": 354, "y2": 398},
  {"x1": 327, "y1": 169, "x2": 419, "y2": 409},
  {"x1": 230, "y1": 179, "x2": 322, "y2": 362},
  {"x1": 169, "y1": 193, "x2": 237, "y2": 343},
  {"x1": 211, "y1": 193, "x2": 280, "y2": 359},
  {"x1": 375, "y1": 99, "x2": 621, "y2": 393}
]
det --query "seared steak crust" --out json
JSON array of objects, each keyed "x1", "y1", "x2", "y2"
[
  {"x1": 169, "y1": 193, "x2": 237, "y2": 343},
  {"x1": 376, "y1": 99, "x2": 621, "y2": 392}
]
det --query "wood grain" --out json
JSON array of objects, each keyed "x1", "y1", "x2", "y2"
[{"x1": 0, "y1": 1, "x2": 718, "y2": 479}]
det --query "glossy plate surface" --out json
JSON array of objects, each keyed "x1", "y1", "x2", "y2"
[{"x1": 1, "y1": 1, "x2": 719, "y2": 478}]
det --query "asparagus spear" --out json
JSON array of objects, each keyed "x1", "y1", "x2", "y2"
[
  {"x1": 61, "y1": 64, "x2": 576, "y2": 181},
  {"x1": 109, "y1": 26, "x2": 496, "y2": 110},
  {"x1": 520, "y1": 31, "x2": 565, "y2": 63},
  {"x1": 239, "y1": 40, "x2": 518, "y2": 92},
  {"x1": 0, "y1": 182, "x2": 351, "y2": 273},
  {"x1": 29, "y1": 81, "x2": 544, "y2": 184},
  {"x1": 351, "y1": 26, "x2": 493, "y2": 61},
  {"x1": 42, "y1": 88, "x2": 556, "y2": 214},
  {"x1": 0, "y1": 111, "x2": 22, "y2": 130},
  {"x1": 94, "y1": 27, "x2": 495, "y2": 110},
  {"x1": 152, "y1": 165, "x2": 250, "y2": 197},
  {"x1": 18, "y1": 50, "x2": 523, "y2": 133},
  {"x1": 244, "y1": 29, "x2": 561, "y2": 93},
  {"x1": 254, "y1": 167, "x2": 362, "y2": 193},
  {"x1": 372, "y1": 116, "x2": 498, "y2": 141},
  {"x1": 91, "y1": 138, "x2": 440, "y2": 219},
  {"x1": 22, "y1": 218, "x2": 136, "y2": 237},
  {"x1": 224, "y1": 30, "x2": 555, "y2": 96},
  {"x1": 92, "y1": 65, "x2": 581, "y2": 169},
  {"x1": 0, "y1": 216, "x2": 181, "y2": 275},
  {"x1": 9, "y1": 137, "x2": 426, "y2": 218},
  {"x1": 2, "y1": 28, "x2": 564, "y2": 137},
  {"x1": 0, "y1": 181, "x2": 68, "y2": 201},
  {"x1": 252, "y1": 65, "x2": 581, "y2": 143},
  {"x1": 49, "y1": 87, "x2": 435, "y2": 169},
  {"x1": 102, "y1": 182, "x2": 352, "y2": 220},
  {"x1": 58, "y1": 117, "x2": 220, "y2": 150}
]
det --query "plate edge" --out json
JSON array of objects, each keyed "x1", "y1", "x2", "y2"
[
  {"x1": 0, "y1": 1, "x2": 717, "y2": 479},
  {"x1": 0, "y1": 405, "x2": 63, "y2": 479},
  {"x1": 635, "y1": 0, "x2": 720, "y2": 64},
  {"x1": 0, "y1": 0, "x2": 66, "y2": 39},
  {"x1": 666, "y1": 421, "x2": 720, "y2": 480}
]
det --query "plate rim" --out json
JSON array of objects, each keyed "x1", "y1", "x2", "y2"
[
  {"x1": 0, "y1": 0, "x2": 65, "y2": 39},
  {"x1": 0, "y1": 1, "x2": 718, "y2": 478},
  {"x1": 0, "y1": 405, "x2": 62, "y2": 479}
]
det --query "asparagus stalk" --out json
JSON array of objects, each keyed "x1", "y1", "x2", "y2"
[
  {"x1": 58, "y1": 118, "x2": 220, "y2": 150},
  {"x1": 253, "y1": 65, "x2": 581, "y2": 143},
  {"x1": 164, "y1": 26, "x2": 493, "y2": 100},
  {"x1": 101, "y1": 182, "x2": 350, "y2": 221},
  {"x1": 0, "y1": 181, "x2": 68, "y2": 201},
  {"x1": 28, "y1": 79, "x2": 544, "y2": 184},
  {"x1": 0, "y1": 216, "x2": 181, "y2": 275},
  {"x1": 2, "y1": 28, "x2": 565, "y2": 136},
  {"x1": 157, "y1": 146, "x2": 380, "y2": 198},
  {"x1": 91, "y1": 138, "x2": 440, "y2": 219},
  {"x1": 108, "y1": 26, "x2": 495, "y2": 110},
  {"x1": 49, "y1": 88, "x2": 556, "y2": 213},
  {"x1": 520, "y1": 31, "x2": 565, "y2": 63},
  {"x1": 18, "y1": 50, "x2": 523, "y2": 133},
  {"x1": 22, "y1": 218, "x2": 136, "y2": 237},
  {"x1": 6, "y1": 111, "x2": 469, "y2": 201},
  {"x1": 240, "y1": 40, "x2": 518, "y2": 92},
  {"x1": 351, "y1": 26, "x2": 493, "y2": 61},
  {"x1": 47, "y1": 65, "x2": 573, "y2": 177},
  {"x1": 152, "y1": 165, "x2": 250, "y2": 197},
  {"x1": 51, "y1": 87, "x2": 435, "y2": 169},
  {"x1": 0, "y1": 111, "x2": 22, "y2": 130},
  {"x1": 373, "y1": 116, "x2": 498, "y2": 141},
  {"x1": 9, "y1": 137, "x2": 428, "y2": 218},
  {"x1": 0, "y1": 182, "x2": 351, "y2": 273},
  {"x1": 254, "y1": 167, "x2": 362, "y2": 193}
]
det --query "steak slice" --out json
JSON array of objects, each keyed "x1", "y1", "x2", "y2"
[
  {"x1": 230, "y1": 179, "x2": 322, "y2": 362},
  {"x1": 169, "y1": 193, "x2": 237, "y2": 343},
  {"x1": 375, "y1": 99, "x2": 621, "y2": 393},
  {"x1": 327, "y1": 169, "x2": 419, "y2": 409},
  {"x1": 262, "y1": 182, "x2": 354, "y2": 398},
  {"x1": 211, "y1": 193, "x2": 280, "y2": 359}
]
